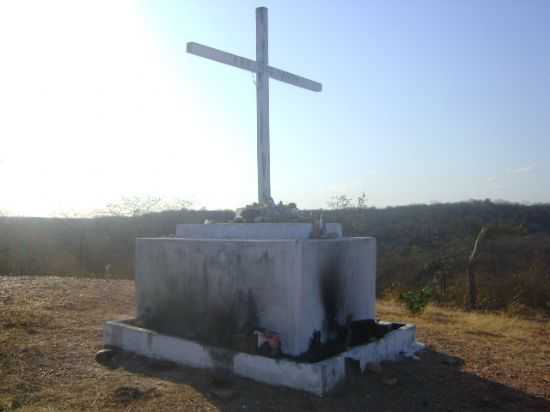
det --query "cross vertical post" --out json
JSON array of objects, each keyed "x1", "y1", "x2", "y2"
[
  {"x1": 256, "y1": 7, "x2": 271, "y2": 205},
  {"x1": 186, "y1": 7, "x2": 322, "y2": 206}
]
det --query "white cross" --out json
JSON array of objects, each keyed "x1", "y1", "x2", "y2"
[{"x1": 187, "y1": 7, "x2": 322, "y2": 206}]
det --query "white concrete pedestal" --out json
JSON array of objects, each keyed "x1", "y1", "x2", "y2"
[
  {"x1": 134, "y1": 223, "x2": 376, "y2": 356},
  {"x1": 104, "y1": 319, "x2": 423, "y2": 396},
  {"x1": 103, "y1": 223, "x2": 423, "y2": 395}
]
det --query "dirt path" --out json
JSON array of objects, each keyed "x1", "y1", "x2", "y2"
[{"x1": 0, "y1": 276, "x2": 548, "y2": 411}]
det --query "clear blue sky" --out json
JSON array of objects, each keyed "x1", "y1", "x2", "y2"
[{"x1": 0, "y1": 1, "x2": 548, "y2": 216}]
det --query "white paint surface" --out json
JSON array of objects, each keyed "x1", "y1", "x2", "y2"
[
  {"x1": 175, "y1": 222, "x2": 343, "y2": 239},
  {"x1": 255, "y1": 7, "x2": 271, "y2": 204},
  {"x1": 104, "y1": 320, "x2": 422, "y2": 396},
  {"x1": 186, "y1": 41, "x2": 322, "y2": 91},
  {"x1": 135, "y1": 235, "x2": 375, "y2": 356}
]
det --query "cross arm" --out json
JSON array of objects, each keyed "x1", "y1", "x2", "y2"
[
  {"x1": 187, "y1": 42, "x2": 258, "y2": 73},
  {"x1": 187, "y1": 42, "x2": 322, "y2": 93},
  {"x1": 268, "y1": 66, "x2": 322, "y2": 92}
]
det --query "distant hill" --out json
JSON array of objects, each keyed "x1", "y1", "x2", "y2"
[{"x1": 1, "y1": 200, "x2": 549, "y2": 312}]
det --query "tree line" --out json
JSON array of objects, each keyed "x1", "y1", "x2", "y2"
[{"x1": 1, "y1": 200, "x2": 549, "y2": 313}]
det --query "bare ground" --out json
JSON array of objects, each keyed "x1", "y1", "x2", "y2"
[{"x1": 0, "y1": 276, "x2": 549, "y2": 412}]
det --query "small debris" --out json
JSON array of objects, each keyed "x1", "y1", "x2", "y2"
[
  {"x1": 402, "y1": 351, "x2": 421, "y2": 360},
  {"x1": 209, "y1": 377, "x2": 239, "y2": 400},
  {"x1": 95, "y1": 348, "x2": 117, "y2": 366},
  {"x1": 210, "y1": 386, "x2": 239, "y2": 400},
  {"x1": 382, "y1": 377, "x2": 398, "y2": 386},
  {"x1": 254, "y1": 329, "x2": 281, "y2": 356},
  {"x1": 231, "y1": 333, "x2": 256, "y2": 353},
  {"x1": 477, "y1": 396, "x2": 498, "y2": 408},
  {"x1": 345, "y1": 358, "x2": 362, "y2": 381},
  {"x1": 366, "y1": 362, "x2": 382, "y2": 374},
  {"x1": 0, "y1": 395, "x2": 20, "y2": 411},
  {"x1": 442, "y1": 356, "x2": 460, "y2": 366},
  {"x1": 148, "y1": 358, "x2": 177, "y2": 372},
  {"x1": 112, "y1": 386, "x2": 145, "y2": 403}
]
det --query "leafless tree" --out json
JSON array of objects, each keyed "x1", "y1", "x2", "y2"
[
  {"x1": 467, "y1": 226, "x2": 488, "y2": 309},
  {"x1": 98, "y1": 196, "x2": 192, "y2": 217}
]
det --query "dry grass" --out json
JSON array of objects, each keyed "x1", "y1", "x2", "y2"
[
  {"x1": 379, "y1": 300, "x2": 550, "y2": 399},
  {"x1": 1, "y1": 276, "x2": 549, "y2": 412}
]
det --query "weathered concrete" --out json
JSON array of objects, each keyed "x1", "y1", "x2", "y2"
[
  {"x1": 175, "y1": 222, "x2": 343, "y2": 239},
  {"x1": 104, "y1": 319, "x2": 423, "y2": 396},
  {"x1": 135, "y1": 235, "x2": 376, "y2": 356},
  {"x1": 103, "y1": 220, "x2": 424, "y2": 394}
]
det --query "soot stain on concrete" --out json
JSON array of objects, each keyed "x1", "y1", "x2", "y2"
[
  {"x1": 207, "y1": 346, "x2": 236, "y2": 369},
  {"x1": 298, "y1": 320, "x2": 403, "y2": 363},
  {"x1": 320, "y1": 262, "x2": 342, "y2": 339},
  {"x1": 143, "y1": 280, "x2": 260, "y2": 352}
]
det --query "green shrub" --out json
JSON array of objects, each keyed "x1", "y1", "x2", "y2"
[{"x1": 399, "y1": 287, "x2": 433, "y2": 315}]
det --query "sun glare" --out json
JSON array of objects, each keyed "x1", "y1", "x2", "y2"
[{"x1": 0, "y1": 1, "x2": 254, "y2": 216}]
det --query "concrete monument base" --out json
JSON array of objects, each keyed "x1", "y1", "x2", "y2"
[
  {"x1": 104, "y1": 319, "x2": 423, "y2": 396},
  {"x1": 134, "y1": 223, "x2": 376, "y2": 357},
  {"x1": 102, "y1": 222, "x2": 422, "y2": 394}
]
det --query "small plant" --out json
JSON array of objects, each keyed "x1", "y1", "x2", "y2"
[{"x1": 399, "y1": 286, "x2": 433, "y2": 315}]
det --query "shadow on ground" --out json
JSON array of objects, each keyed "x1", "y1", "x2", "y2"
[{"x1": 105, "y1": 347, "x2": 550, "y2": 412}]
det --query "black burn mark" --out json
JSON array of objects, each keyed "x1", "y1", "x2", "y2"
[
  {"x1": 297, "y1": 259, "x2": 404, "y2": 362},
  {"x1": 207, "y1": 346, "x2": 236, "y2": 369},
  {"x1": 298, "y1": 320, "x2": 403, "y2": 363},
  {"x1": 140, "y1": 248, "x2": 267, "y2": 354},
  {"x1": 142, "y1": 283, "x2": 259, "y2": 351},
  {"x1": 259, "y1": 250, "x2": 270, "y2": 264},
  {"x1": 320, "y1": 262, "x2": 341, "y2": 339}
]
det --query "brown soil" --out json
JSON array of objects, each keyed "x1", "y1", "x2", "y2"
[{"x1": 0, "y1": 276, "x2": 549, "y2": 411}]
